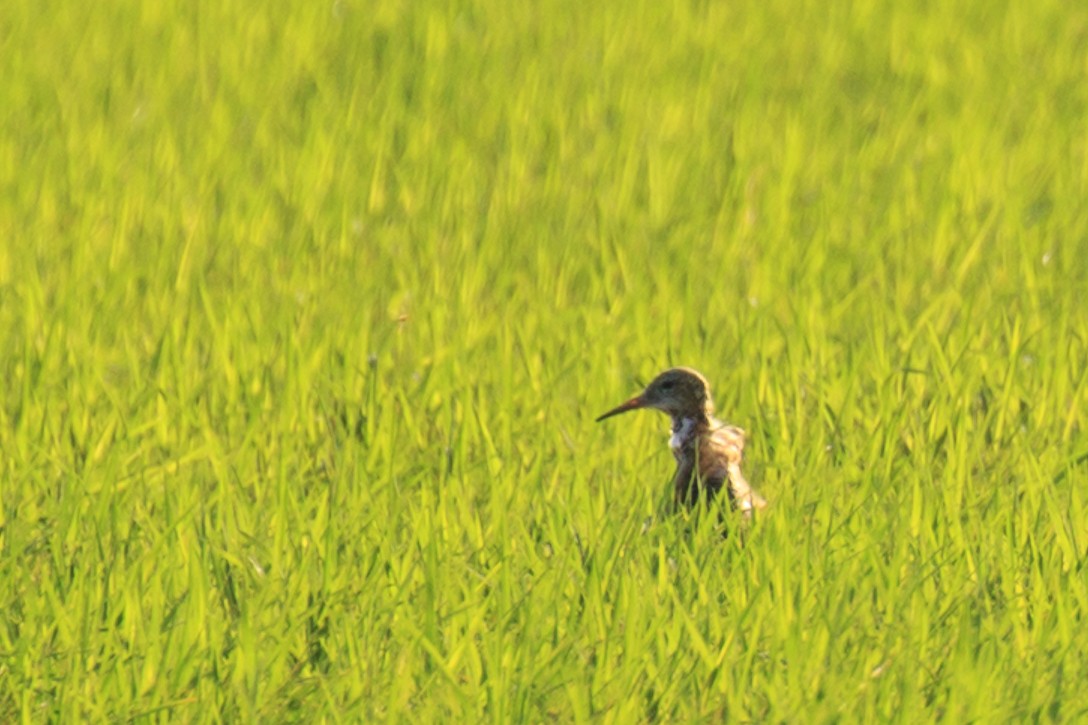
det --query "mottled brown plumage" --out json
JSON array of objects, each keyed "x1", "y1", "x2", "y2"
[{"x1": 596, "y1": 367, "x2": 767, "y2": 515}]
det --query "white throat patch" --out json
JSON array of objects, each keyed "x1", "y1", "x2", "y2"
[{"x1": 669, "y1": 417, "x2": 696, "y2": 453}]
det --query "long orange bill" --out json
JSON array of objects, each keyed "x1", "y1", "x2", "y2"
[{"x1": 595, "y1": 396, "x2": 645, "y2": 422}]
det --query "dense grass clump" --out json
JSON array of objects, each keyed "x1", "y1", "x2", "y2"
[{"x1": 2, "y1": 0, "x2": 1087, "y2": 720}]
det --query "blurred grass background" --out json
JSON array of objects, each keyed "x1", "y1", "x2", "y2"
[{"x1": 1, "y1": 0, "x2": 1087, "y2": 720}]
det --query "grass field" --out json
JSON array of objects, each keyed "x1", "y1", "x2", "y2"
[{"x1": 3, "y1": 0, "x2": 1088, "y2": 720}]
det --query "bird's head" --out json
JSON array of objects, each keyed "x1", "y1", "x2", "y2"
[{"x1": 595, "y1": 367, "x2": 713, "y2": 422}]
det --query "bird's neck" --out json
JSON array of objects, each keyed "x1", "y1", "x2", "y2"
[{"x1": 668, "y1": 412, "x2": 709, "y2": 453}]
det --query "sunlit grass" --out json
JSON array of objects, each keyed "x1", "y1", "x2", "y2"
[{"x1": 1, "y1": 0, "x2": 1087, "y2": 720}]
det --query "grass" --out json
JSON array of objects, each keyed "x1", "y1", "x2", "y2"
[{"x1": 2, "y1": 0, "x2": 1087, "y2": 720}]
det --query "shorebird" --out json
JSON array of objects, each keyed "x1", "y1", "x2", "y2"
[{"x1": 596, "y1": 367, "x2": 767, "y2": 515}]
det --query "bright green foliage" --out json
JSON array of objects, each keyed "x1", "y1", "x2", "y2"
[{"x1": 2, "y1": 0, "x2": 1087, "y2": 721}]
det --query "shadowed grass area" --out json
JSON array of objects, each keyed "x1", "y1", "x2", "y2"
[{"x1": 2, "y1": 0, "x2": 1087, "y2": 720}]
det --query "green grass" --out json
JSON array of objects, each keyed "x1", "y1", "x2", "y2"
[{"x1": 2, "y1": 0, "x2": 1088, "y2": 720}]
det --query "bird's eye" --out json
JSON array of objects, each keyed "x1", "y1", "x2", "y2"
[{"x1": 660, "y1": 381, "x2": 674, "y2": 390}]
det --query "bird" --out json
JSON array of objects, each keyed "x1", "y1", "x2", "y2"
[{"x1": 596, "y1": 367, "x2": 767, "y2": 515}]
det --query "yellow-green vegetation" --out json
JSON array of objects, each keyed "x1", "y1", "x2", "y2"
[{"x1": 2, "y1": 0, "x2": 1087, "y2": 720}]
